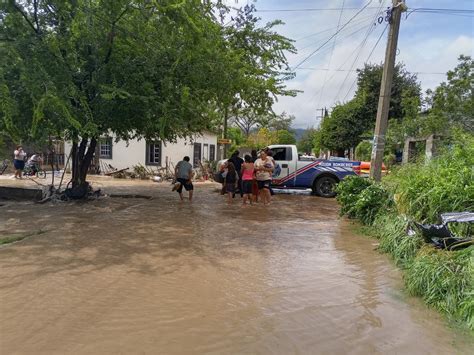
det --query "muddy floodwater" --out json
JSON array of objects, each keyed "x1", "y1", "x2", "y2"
[{"x1": 0, "y1": 179, "x2": 472, "y2": 354}]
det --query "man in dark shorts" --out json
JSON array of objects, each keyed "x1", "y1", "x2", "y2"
[{"x1": 173, "y1": 156, "x2": 194, "y2": 202}]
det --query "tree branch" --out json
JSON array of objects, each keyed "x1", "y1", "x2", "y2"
[
  {"x1": 103, "y1": 6, "x2": 130, "y2": 65},
  {"x1": 13, "y1": 2, "x2": 39, "y2": 34}
]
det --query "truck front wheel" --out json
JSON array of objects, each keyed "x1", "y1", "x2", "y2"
[{"x1": 314, "y1": 176, "x2": 337, "y2": 198}]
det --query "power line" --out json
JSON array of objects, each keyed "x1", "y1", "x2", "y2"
[
  {"x1": 256, "y1": 7, "x2": 474, "y2": 13},
  {"x1": 294, "y1": 21, "x2": 373, "y2": 57},
  {"x1": 293, "y1": 0, "x2": 374, "y2": 70},
  {"x1": 307, "y1": 22, "x2": 382, "y2": 103},
  {"x1": 297, "y1": 68, "x2": 447, "y2": 75},
  {"x1": 315, "y1": 0, "x2": 346, "y2": 112},
  {"x1": 342, "y1": 23, "x2": 388, "y2": 101},
  {"x1": 332, "y1": 0, "x2": 385, "y2": 103},
  {"x1": 295, "y1": 13, "x2": 375, "y2": 42},
  {"x1": 257, "y1": 7, "x2": 382, "y2": 13}
]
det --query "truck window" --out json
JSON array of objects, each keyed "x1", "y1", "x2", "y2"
[{"x1": 272, "y1": 147, "x2": 292, "y2": 161}]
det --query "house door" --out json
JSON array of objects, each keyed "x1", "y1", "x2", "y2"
[{"x1": 193, "y1": 143, "x2": 202, "y2": 167}]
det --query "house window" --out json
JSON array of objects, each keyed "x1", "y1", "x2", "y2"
[
  {"x1": 209, "y1": 144, "x2": 216, "y2": 161},
  {"x1": 193, "y1": 143, "x2": 202, "y2": 167},
  {"x1": 99, "y1": 138, "x2": 112, "y2": 159},
  {"x1": 146, "y1": 141, "x2": 162, "y2": 165}
]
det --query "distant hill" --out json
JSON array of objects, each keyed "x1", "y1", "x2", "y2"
[{"x1": 293, "y1": 128, "x2": 308, "y2": 141}]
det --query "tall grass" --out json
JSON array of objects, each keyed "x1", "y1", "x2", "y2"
[
  {"x1": 385, "y1": 132, "x2": 474, "y2": 223},
  {"x1": 405, "y1": 246, "x2": 474, "y2": 328},
  {"x1": 336, "y1": 132, "x2": 474, "y2": 330},
  {"x1": 373, "y1": 214, "x2": 423, "y2": 267}
]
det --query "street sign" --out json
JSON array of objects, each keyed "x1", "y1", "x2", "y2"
[{"x1": 217, "y1": 139, "x2": 232, "y2": 144}]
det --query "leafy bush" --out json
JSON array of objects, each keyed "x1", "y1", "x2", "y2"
[
  {"x1": 355, "y1": 140, "x2": 372, "y2": 161},
  {"x1": 353, "y1": 184, "x2": 394, "y2": 225},
  {"x1": 385, "y1": 132, "x2": 474, "y2": 223},
  {"x1": 405, "y1": 246, "x2": 474, "y2": 329},
  {"x1": 336, "y1": 176, "x2": 372, "y2": 218}
]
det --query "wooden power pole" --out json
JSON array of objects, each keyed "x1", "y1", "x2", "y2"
[{"x1": 370, "y1": 0, "x2": 407, "y2": 181}]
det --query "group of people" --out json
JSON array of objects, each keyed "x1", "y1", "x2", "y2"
[
  {"x1": 171, "y1": 149, "x2": 276, "y2": 206},
  {"x1": 221, "y1": 149, "x2": 275, "y2": 206},
  {"x1": 12, "y1": 145, "x2": 43, "y2": 179}
]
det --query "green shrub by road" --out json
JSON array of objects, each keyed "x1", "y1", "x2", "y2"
[{"x1": 336, "y1": 132, "x2": 474, "y2": 331}]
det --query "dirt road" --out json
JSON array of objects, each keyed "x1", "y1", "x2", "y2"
[{"x1": 0, "y1": 180, "x2": 472, "y2": 354}]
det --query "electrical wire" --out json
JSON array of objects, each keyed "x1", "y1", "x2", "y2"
[
  {"x1": 315, "y1": 0, "x2": 346, "y2": 111},
  {"x1": 294, "y1": 20, "x2": 373, "y2": 58},
  {"x1": 292, "y1": 0, "x2": 374, "y2": 70},
  {"x1": 331, "y1": 0, "x2": 386, "y2": 103},
  {"x1": 296, "y1": 13, "x2": 376, "y2": 42},
  {"x1": 256, "y1": 7, "x2": 474, "y2": 13},
  {"x1": 256, "y1": 7, "x2": 382, "y2": 13},
  {"x1": 342, "y1": 23, "x2": 388, "y2": 101}
]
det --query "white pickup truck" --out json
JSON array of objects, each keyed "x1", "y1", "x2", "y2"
[
  {"x1": 268, "y1": 145, "x2": 361, "y2": 197},
  {"x1": 217, "y1": 144, "x2": 362, "y2": 198}
]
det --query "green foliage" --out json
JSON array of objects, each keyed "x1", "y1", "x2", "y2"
[
  {"x1": 374, "y1": 214, "x2": 423, "y2": 267},
  {"x1": 336, "y1": 175, "x2": 373, "y2": 218},
  {"x1": 1, "y1": 1, "x2": 296, "y2": 185},
  {"x1": 275, "y1": 129, "x2": 296, "y2": 144},
  {"x1": 405, "y1": 246, "x2": 474, "y2": 328},
  {"x1": 320, "y1": 98, "x2": 365, "y2": 152},
  {"x1": 427, "y1": 55, "x2": 474, "y2": 134},
  {"x1": 337, "y1": 134, "x2": 474, "y2": 330},
  {"x1": 227, "y1": 127, "x2": 246, "y2": 154},
  {"x1": 297, "y1": 128, "x2": 316, "y2": 154},
  {"x1": 318, "y1": 63, "x2": 421, "y2": 152},
  {"x1": 355, "y1": 141, "x2": 372, "y2": 161},
  {"x1": 246, "y1": 127, "x2": 275, "y2": 149},
  {"x1": 353, "y1": 184, "x2": 394, "y2": 225},
  {"x1": 386, "y1": 132, "x2": 474, "y2": 223}
]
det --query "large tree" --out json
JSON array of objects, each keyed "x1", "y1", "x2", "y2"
[
  {"x1": 217, "y1": 4, "x2": 297, "y2": 151},
  {"x1": 423, "y1": 55, "x2": 473, "y2": 134},
  {"x1": 318, "y1": 62, "x2": 421, "y2": 153},
  {"x1": 0, "y1": 1, "x2": 296, "y2": 193}
]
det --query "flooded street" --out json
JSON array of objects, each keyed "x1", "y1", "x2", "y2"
[{"x1": 0, "y1": 180, "x2": 472, "y2": 354}]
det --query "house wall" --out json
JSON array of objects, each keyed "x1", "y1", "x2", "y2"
[{"x1": 64, "y1": 132, "x2": 218, "y2": 171}]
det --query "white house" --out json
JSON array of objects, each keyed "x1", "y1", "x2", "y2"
[{"x1": 64, "y1": 131, "x2": 218, "y2": 171}]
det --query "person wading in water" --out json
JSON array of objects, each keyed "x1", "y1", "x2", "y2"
[
  {"x1": 241, "y1": 154, "x2": 255, "y2": 206},
  {"x1": 173, "y1": 156, "x2": 194, "y2": 202},
  {"x1": 254, "y1": 150, "x2": 274, "y2": 205}
]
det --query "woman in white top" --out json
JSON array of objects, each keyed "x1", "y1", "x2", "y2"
[
  {"x1": 254, "y1": 150, "x2": 274, "y2": 205},
  {"x1": 13, "y1": 145, "x2": 27, "y2": 179}
]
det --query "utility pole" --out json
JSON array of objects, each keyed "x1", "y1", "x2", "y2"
[
  {"x1": 370, "y1": 0, "x2": 407, "y2": 181},
  {"x1": 316, "y1": 108, "x2": 325, "y2": 126}
]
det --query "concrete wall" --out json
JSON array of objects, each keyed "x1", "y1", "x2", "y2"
[{"x1": 64, "y1": 132, "x2": 218, "y2": 171}]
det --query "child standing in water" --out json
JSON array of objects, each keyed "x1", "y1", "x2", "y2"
[{"x1": 241, "y1": 155, "x2": 255, "y2": 206}]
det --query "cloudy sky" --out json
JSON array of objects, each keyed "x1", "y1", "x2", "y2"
[{"x1": 226, "y1": 0, "x2": 474, "y2": 128}]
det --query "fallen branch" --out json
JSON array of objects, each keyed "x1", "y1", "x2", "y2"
[{"x1": 105, "y1": 167, "x2": 129, "y2": 176}]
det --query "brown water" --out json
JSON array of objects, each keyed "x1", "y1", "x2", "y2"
[{"x1": 0, "y1": 181, "x2": 472, "y2": 354}]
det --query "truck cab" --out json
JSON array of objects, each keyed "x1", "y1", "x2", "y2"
[{"x1": 269, "y1": 145, "x2": 361, "y2": 197}]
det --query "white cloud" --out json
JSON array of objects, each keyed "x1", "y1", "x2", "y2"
[{"x1": 277, "y1": 34, "x2": 473, "y2": 129}]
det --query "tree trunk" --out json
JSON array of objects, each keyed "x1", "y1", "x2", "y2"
[{"x1": 70, "y1": 137, "x2": 97, "y2": 191}]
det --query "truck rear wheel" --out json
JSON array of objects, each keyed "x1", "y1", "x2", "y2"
[{"x1": 314, "y1": 176, "x2": 337, "y2": 198}]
